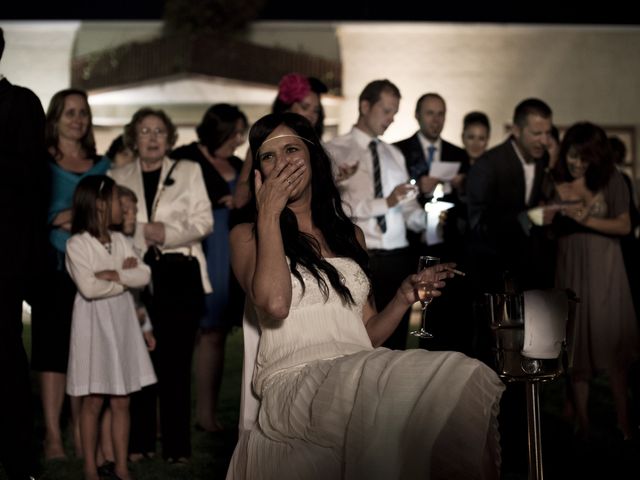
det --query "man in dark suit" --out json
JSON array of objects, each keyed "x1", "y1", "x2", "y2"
[
  {"x1": 395, "y1": 93, "x2": 472, "y2": 354},
  {"x1": 395, "y1": 93, "x2": 468, "y2": 211},
  {"x1": 466, "y1": 98, "x2": 553, "y2": 477},
  {"x1": 0, "y1": 27, "x2": 47, "y2": 480},
  {"x1": 466, "y1": 98, "x2": 553, "y2": 294}
]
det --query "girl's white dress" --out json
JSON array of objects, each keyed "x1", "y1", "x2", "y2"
[
  {"x1": 65, "y1": 231, "x2": 157, "y2": 396},
  {"x1": 227, "y1": 257, "x2": 505, "y2": 480}
]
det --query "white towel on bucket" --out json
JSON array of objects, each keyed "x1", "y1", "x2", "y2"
[{"x1": 522, "y1": 289, "x2": 568, "y2": 359}]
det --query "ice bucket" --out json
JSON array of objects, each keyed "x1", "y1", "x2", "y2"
[{"x1": 481, "y1": 291, "x2": 567, "y2": 382}]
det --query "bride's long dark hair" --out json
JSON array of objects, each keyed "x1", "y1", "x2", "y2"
[{"x1": 248, "y1": 112, "x2": 370, "y2": 305}]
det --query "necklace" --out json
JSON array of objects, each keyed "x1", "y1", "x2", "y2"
[{"x1": 103, "y1": 242, "x2": 112, "y2": 254}]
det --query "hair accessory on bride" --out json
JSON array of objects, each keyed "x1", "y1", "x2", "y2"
[
  {"x1": 277, "y1": 73, "x2": 311, "y2": 105},
  {"x1": 258, "y1": 134, "x2": 315, "y2": 152}
]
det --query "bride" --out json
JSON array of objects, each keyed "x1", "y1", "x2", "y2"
[{"x1": 227, "y1": 112, "x2": 505, "y2": 479}]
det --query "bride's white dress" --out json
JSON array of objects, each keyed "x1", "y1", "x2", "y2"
[{"x1": 227, "y1": 257, "x2": 504, "y2": 479}]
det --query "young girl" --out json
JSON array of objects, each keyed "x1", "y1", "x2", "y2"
[{"x1": 65, "y1": 175, "x2": 157, "y2": 480}]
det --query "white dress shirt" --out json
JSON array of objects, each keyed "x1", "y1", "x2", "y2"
[
  {"x1": 417, "y1": 132, "x2": 442, "y2": 165},
  {"x1": 326, "y1": 127, "x2": 426, "y2": 250},
  {"x1": 511, "y1": 140, "x2": 535, "y2": 205}
]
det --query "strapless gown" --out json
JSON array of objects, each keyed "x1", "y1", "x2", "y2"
[{"x1": 227, "y1": 257, "x2": 504, "y2": 479}]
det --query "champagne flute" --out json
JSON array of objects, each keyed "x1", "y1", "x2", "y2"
[{"x1": 410, "y1": 255, "x2": 440, "y2": 339}]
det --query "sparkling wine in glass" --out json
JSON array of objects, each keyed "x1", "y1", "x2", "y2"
[{"x1": 410, "y1": 256, "x2": 440, "y2": 339}]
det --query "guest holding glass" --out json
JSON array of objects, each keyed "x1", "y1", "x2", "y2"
[
  {"x1": 109, "y1": 108, "x2": 212, "y2": 463},
  {"x1": 31, "y1": 88, "x2": 109, "y2": 460},
  {"x1": 226, "y1": 112, "x2": 504, "y2": 479},
  {"x1": 170, "y1": 103, "x2": 248, "y2": 433}
]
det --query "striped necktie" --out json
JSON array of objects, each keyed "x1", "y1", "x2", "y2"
[{"x1": 369, "y1": 140, "x2": 387, "y2": 233}]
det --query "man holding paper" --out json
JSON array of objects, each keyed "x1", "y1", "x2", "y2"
[
  {"x1": 327, "y1": 79, "x2": 425, "y2": 351},
  {"x1": 395, "y1": 93, "x2": 468, "y2": 206},
  {"x1": 395, "y1": 93, "x2": 469, "y2": 255},
  {"x1": 395, "y1": 93, "x2": 472, "y2": 355}
]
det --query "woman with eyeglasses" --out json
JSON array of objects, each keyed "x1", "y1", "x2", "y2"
[
  {"x1": 31, "y1": 88, "x2": 110, "y2": 460},
  {"x1": 109, "y1": 108, "x2": 213, "y2": 464},
  {"x1": 170, "y1": 104, "x2": 248, "y2": 434}
]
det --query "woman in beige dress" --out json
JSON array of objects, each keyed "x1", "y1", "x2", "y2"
[{"x1": 551, "y1": 122, "x2": 639, "y2": 440}]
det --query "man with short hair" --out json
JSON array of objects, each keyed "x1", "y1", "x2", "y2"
[
  {"x1": 467, "y1": 97, "x2": 553, "y2": 293},
  {"x1": 395, "y1": 93, "x2": 471, "y2": 354},
  {"x1": 466, "y1": 99, "x2": 553, "y2": 476},
  {"x1": 0, "y1": 27, "x2": 47, "y2": 480},
  {"x1": 326, "y1": 79, "x2": 425, "y2": 350},
  {"x1": 395, "y1": 92, "x2": 468, "y2": 208}
]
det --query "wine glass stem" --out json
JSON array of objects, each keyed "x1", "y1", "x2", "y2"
[{"x1": 421, "y1": 305, "x2": 428, "y2": 332}]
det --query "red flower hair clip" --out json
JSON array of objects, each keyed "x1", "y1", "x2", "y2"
[{"x1": 277, "y1": 73, "x2": 311, "y2": 105}]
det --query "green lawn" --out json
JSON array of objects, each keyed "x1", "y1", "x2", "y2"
[
  {"x1": 3, "y1": 319, "x2": 639, "y2": 479},
  {"x1": 2, "y1": 324, "x2": 243, "y2": 480}
]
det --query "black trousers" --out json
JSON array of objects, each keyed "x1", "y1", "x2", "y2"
[
  {"x1": 151, "y1": 302, "x2": 199, "y2": 459},
  {"x1": 128, "y1": 377, "x2": 158, "y2": 455},
  {"x1": 368, "y1": 248, "x2": 415, "y2": 350},
  {"x1": 0, "y1": 280, "x2": 34, "y2": 480}
]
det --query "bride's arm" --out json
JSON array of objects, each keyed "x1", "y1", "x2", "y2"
[
  {"x1": 230, "y1": 209, "x2": 291, "y2": 322},
  {"x1": 230, "y1": 161, "x2": 306, "y2": 321},
  {"x1": 362, "y1": 272, "x2": 448, "y2": 348},
  {"x1": 364, "y1": 269, "x2": 455, "y2": 348},
  {"x1": 351, "y1": 226, "x2": 455, "y2": 347}
]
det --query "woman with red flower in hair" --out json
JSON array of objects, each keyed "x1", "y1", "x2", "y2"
[
  {"x1": 234, "y1": 73, "x2": 331, "y2": 209},
  {"x1": 272, "y1": 73, "x2": 326, "y2": 137}
]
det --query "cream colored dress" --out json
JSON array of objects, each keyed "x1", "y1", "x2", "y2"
[
  {"x1": 227, "y1": 257, "x2": 504, "y2": 480},
  {"x1": 65, "y1": 231, "x2": 157, "y2": 396}
]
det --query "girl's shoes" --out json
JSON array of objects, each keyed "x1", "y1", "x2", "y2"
[{"x1": 97, "y1": 460, "x2": 115, "y2": 476}]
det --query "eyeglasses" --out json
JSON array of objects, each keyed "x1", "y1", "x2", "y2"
[{"x1": 138, "y1": 127, "x2": 168, "y2": 138}]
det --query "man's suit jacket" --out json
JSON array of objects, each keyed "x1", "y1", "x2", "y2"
[
  {"x1": 394, "y1": 132, "x2": 469, "y2": 250},
  {"x1": 0, "y1": 78, "x2": 47, "y2": 286},
  {"x1": 394, "y1": 132, "x2": 468, "y2": 185},
  {"x1": 466, "y1": 137, "x2": 548, "y2": 290},
  {"x1": 0, "y1": 75, "x2": 47, "y2": 480}
]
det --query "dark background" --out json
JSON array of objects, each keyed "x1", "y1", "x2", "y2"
[{"x1": 1, "y1": 0, "x2": 639, "y2": 25}]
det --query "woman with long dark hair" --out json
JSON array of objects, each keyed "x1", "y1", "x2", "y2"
[{"x1": 226, "y1": 112, "x2": 505, "y2": 479}]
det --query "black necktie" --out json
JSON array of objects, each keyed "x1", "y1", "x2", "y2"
[{"x1": 369, "y1": 140, "x2": 387, "y2": 233}]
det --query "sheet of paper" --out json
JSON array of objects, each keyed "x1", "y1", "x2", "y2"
[
  {"x1": 428, "y1": 162, "x2": 461, "y2": 182},
  {"x1": 424, "y1": 201, "x2": 455, "y2": 245}
]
